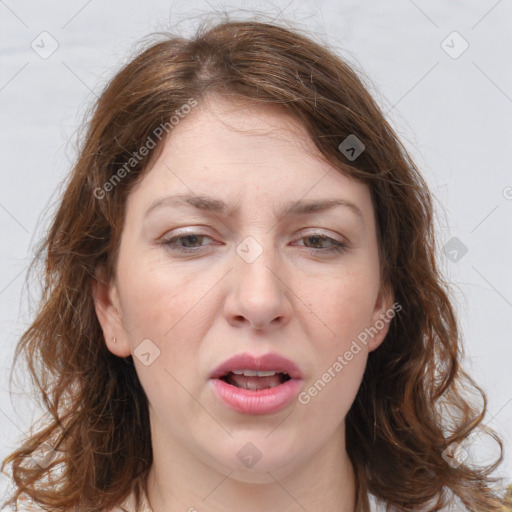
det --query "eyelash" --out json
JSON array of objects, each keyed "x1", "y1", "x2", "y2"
[{"x1": 159, "y1": 231, "x2": 348, "y2": 255}]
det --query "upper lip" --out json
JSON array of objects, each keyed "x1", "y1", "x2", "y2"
[{"x1": 209, "y1": 352, "x2": 304, "y2": 380}]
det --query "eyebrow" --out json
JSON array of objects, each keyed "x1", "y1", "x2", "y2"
[{"x1": 144, "y1": 193, "x2": 364, "y2": 223}]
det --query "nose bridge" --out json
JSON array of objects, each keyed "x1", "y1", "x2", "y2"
[
  {"x1": 234, "y1": 232, "x2": 279, "y2": 290},
  {"x1": 226, "y1": 230, "x2": 291, "y2": 330}
]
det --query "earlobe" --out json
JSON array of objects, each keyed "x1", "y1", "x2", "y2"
[
  {"x1": 91, "y1": 264, "x2": 131, "y2": 357},
  {"x1": 368, "y1": 284, "x2": 395, "y2": 352}
]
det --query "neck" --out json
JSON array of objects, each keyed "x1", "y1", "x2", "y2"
[{"x1": 145, "y1": 417, "x2": 357, "y2": 512}]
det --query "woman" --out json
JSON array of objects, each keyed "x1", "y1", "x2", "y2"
[{"x1": 1, "y1": 15, "x2": 505, "y2": 512}]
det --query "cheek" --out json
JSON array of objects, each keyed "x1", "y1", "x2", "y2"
[
  {"x1": 116, "y1": 249, "x2": 221, "y2": 363},
  {"x1": 115, "y1": 254, "x2": 210, "y2": 421},
  {"x1": 298, "y1": 320, "x2": 368, "y2": 432},
  {"x1": 306, "y1": 265, "x2": 380, "y2": 345},
  {"x1": 299, "y1": 278, "x2": 371, "y2": 419},
  {"x1": 302, "y1": 257, "x2": 380, "y2": 412},
  {"x1": 119, "y1": 268, "x2": 179, "y2": 335},
  {"x1": 115, "y1": 248, "x2": 188, "y2": 342}
]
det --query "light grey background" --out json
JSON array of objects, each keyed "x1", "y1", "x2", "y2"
[{"x1": 1, "y1": 0, "x2": 511, "y2": 500}]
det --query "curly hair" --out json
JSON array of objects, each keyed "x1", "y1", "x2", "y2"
[{"x1": 1, "y1": 14, "x2": 505, "y2": 512}]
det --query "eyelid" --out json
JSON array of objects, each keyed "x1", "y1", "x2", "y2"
[
  {"x1": 297, "y1": 227, "x2": 346, "y2": 240},
  {"x1": 160, "y1": 227, "x2": 346, "y2": 243},
  {"x1": 159, "y1": 227, "x2": 349, "y2": 255}
]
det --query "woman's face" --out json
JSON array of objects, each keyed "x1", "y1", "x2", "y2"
[{"x1": 94, "y1": 96, "x2": 393, "y2": 483}]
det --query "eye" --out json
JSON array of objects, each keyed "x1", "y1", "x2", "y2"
[
  {"x1": 160, "y1": 232, "x2": 214, "y2": 254},
  {"x1": 159, "y1": 230, "x2": 348, "y2": 255},
  {"x1": 293, "y1": 233, "x2": 347, "y2": 254}
]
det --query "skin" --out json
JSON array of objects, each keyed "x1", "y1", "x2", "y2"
[{"x1": 92, "y1": 95, "x2": 394, "y2": 512}]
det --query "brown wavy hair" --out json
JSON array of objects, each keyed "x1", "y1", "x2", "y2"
[{"x1": 1, "y1": 14, "x2": 506, "y2": 512}]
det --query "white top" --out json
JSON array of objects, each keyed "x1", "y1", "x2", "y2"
[
  {"x1": 115, "y1": 490, "x2": 390, "y2": 511},
  {"x1": 15, "y1": 489, "x2": 464, "y2": 511},
  {"x1": 116, "y1": 491, "x2": 389, "y2": 511},
  {"x1": 16, "y1": 491, "x2": 384, "y2": 511}
]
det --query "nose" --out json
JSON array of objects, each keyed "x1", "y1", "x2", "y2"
[{"x1": 224, "y1": 236, "x2": 292, "y2": 332}]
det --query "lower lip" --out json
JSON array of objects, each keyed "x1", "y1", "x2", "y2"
[{"x1": 210, "y1": 378, "x2": 303, "y2": 415}]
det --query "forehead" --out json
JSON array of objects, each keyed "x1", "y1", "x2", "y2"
[
  {"x1": 167, "y1": 95, "x2": 322, "y2": 159},
  {"x1": 125, "y1": 96, "x2": 374, "y2": 224}
]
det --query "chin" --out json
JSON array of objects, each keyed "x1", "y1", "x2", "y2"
[
  {"x1": 202, "y1": 442, "x2": 300, "y2": 483},
  {"x1": 228, "y1": 469, "x2": 283, "y2": 485}
]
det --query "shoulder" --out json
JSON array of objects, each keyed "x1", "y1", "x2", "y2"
[
  {"x1": 13, "y1": 492, "x2": 145, "y2": 512},
  {"x1": 109, "y1": 491, "x2": 151, "y2": 512},
  {"x1": 367, "y1": 491, "x2": 467, "y2": 511},
  {"x1": 368, "y1": 492, "x2": 386, "y2": 512},
  {"x1": 12, "y1": 495, "x2": 44, "y2": 511}
]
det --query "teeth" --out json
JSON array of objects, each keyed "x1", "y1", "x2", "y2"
[
  {"x1": 231, "y1": 369, "x2": 277, "y2": 377},
  {"x1": 242, "y1": 380, "x2": 280, "y2": 390}
]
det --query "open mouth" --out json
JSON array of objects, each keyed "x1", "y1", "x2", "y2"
[
  {"x1": 220, "y1": 370, "x2": 292, "y2": 391},
  {"x1": 210, "y1": 356, "x2": 303, "y2": 414}
]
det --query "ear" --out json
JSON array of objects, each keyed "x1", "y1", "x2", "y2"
[
  {"x1": 91, "y1": 264, "x2": 131, "y2": 357},
  {"x1": 367, "y1": 282, "x2": 396, "y2": 353}
]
